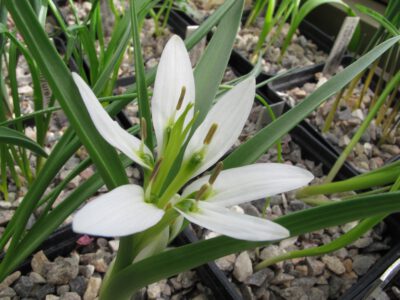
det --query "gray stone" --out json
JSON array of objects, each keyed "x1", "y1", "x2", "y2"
[
  {"x1": 352, "y1": 255, "x2": 376, "y2": 275},
  {"x1": 289, "y1": 200, "x2": 306, "y2": 211},
  {"x1": 69, "y1": 276, "x2": 87, "y2": 296},
  {"x1": 245, "y1": 268, "x2": 274, "y2": 287},
  {"x1": 57, "y1": 285, "x2": 70, "y2": 296},
  {"x1": 233, "y1": 252, "x2": 253, "y2": 282},
  {"x1": 83, "y1": 277, "x2": 101, "y2": 300},
  {"x1": 45, "y1": 257, "x2": 79, "y2": 285},
  {"x1": 0, "y1": 211, "x2": 13, "y2": 225},
  {"x1": 291, "y1": 277, "x2": 317, "y2": 290},
  {"x1": 29, "y1": 272, "x2": 46, "y2": 284},
  {"x1": 352, "y1": 237, "x2": 373, "y2": 249},
  {"x1": 0, "y1": 271, "x2": 21, "y2": 289},
  {"x1": 259, "y1": 246, "x2": 286, "y2": 268},
  {"x1": 147, "y1": 282, "x2": 162, "y2": 299},
  {"x1": 240, "y1": 203, "x2": 260, "y2": 217},
  {"x1": 309, "y1": 287, "x2": 325, "y2": 300},
  {"x1": 33, "y1": 283, "x2": 56, "y2": 300},
  {"x1": 176, "y1": 271, "x2": 196, "y2": 289},
  {"x1": 329, "y1": 275, "x2": 344, "y2": 298},
  {"x1": 239, "y1": 284, "x2": 255, "y2": 300},
  {"x1": 31, "y1": 251, "x2": 50, "y2": 276},
  {"x1": 60, "y1": 292, "x2": 82, "y2": 300},
  {"x1": 279, "y1": 286, "x2": 306, "y2": 300},
  {"x1": 13, "y1": 276, "x2": 34, "y2": 297},
  {"x1": 45, "y1": 296, "x2": 60, "y2": 300},
  {"x1": 322, "y1": 256, "x2": 345, "y2": 275},
  {"x1": 215, "y1": 254, "x2": 236, "y2": 272},
  {"x1": 0, "y1": 287, "x2": 16, "y2": 297},
  {"x1": 78, "y1": 265, "x2": 94, "y2": 279},
  {"x1": 271, "y1": 272, "x2": 295, "y2": 284},
  {"x1": 306, "y1": 257, "x2": 325, "y2": 277},
  {"x1": 381, "y1": 144, "x2": 400, "y2": 155}
]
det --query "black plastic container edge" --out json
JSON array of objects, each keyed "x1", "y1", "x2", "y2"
[{"x1": 0, "y1": 225, "x2": 78, "y2": 274}]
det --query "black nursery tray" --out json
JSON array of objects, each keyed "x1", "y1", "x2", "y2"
[
  {"x1": 264, "y1": 56, "x2": 360, "y2": 179},
  {"x1": 167, "y1": 9, "x2": 358, "y2": 181}
]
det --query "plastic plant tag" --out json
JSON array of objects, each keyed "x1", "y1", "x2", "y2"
[{"x1": 323, "y1": 16, "x2": 360, "y2": 76}]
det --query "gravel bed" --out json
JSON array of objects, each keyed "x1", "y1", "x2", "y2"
[
  {"x1": 187, "y1": 102, "x2": 392, "y2": 299},
  {"x1": 185, "y1": 0, "x2": 328, "y2": 75},
  {"x1": 235, "y1": 22, "x2": 327, "y2": 75},
  {"x1": 276, "y1": 72, "x2": 400, "y2": 173},
  {"x1": 3, "y1": 239, "x2": 213, "y2": 300},
  {"x1": 1, "y1": 2, "x2": 395, "y2": 299}
]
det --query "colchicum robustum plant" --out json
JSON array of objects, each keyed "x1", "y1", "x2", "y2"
[
  {"x1": 2, "y1": 1, "x2": 400, "y2": 299},
  {"x1": 72, "y1": 35, "x2": 313, "y2": 242}
]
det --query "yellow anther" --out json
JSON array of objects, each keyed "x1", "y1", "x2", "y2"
[
  {"x1": 209, "y1": 162, "x2": 223, "y2": 185},
  {"x1": 195, "y1": 183, "x2": 210, "y2": 200},
  {"x1": 203, "y1": 123, "x2": 218, "y2": 145},
  {"x1": 176, "y1": 86, "x2": 186, "y2": 110}
]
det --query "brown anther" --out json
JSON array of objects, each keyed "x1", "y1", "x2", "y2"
[
  {"x1": 176, "y1": 86, "x2": 186, "y2": 110},
  {"x1": 149, "y1": 158, "x2": 163, "y2": 182},
  {"x1": 140, "y1": 117, "x2": 147, "y2": 140},
  {"x1": 203, "y1": 123, "x2": 218, "y2": 145},
  {"x1": 195, "y1": 183, "x2": 209, "y2": 200},
  {"x1": 209, "y1": 162, "x2": 223, "y2": 185}
]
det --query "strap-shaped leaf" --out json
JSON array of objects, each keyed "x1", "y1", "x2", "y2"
[
  {"x1": 193, "y1": 0, "x2": 244, "y2": 124},
  {"x1": 0, "y1": 127, "x2": 47, "y2": 157},
  {"x1": 102, "y1": 191, "x2": 400, "y2": 299},
  {"x1": 224, "y1": 35, "x2": 400, "y2": 168}
]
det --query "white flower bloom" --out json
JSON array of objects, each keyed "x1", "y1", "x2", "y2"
[
  {"x1": 72, "y1": 35, "x2": 314, "y2": 241},
  {"x1": 151, "y1": 35, "x2": 195, "y2": 152},
  {"x1": 72, "y1": 73, "x2": 153, "y2": 169},
  {"x1": 72, "y1": 185, "x2": 164, "y2": 237}
]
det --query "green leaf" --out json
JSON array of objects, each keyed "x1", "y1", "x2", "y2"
[
  {"x1": 102, "y1": 191, "x2": 400, "y2": 299},
  {"x1": 193, "y1": 0, "x2": 244, "y2": 124},
  {"x1": 129, "y1": 0, "x2": 153, "y2": 150},
  {"x1": 2, "y1": 0, "x2": 129, "y2": 275},
  {"x1": 0, "y1": 127, "x2": 47, "y2": 157},
  {"x1": 356, "y1": 4, "x2": 400, "y2": 36},
  {"x1": 224, "y1": 35, "x2": 400, "y2": 168}
]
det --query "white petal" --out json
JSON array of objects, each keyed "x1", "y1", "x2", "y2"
[
  {"x1": 72, "y1": 73, "x2": 152, "y2": 168},
  {"x1": 184, "y1": 77, "x2": 255, "y2": 178},
  {"x1": 176, "y1": 201, "x2": 289, "y2": 241},
  {"x1": 151, "y1": 35, "x2": 195, "y2": 150},
  {"x1": 183, "y1": 163, "x2": 314, "y2": 207},
  {"x1": 73, "y1": 185, "x2": 164, "y2": 237}
]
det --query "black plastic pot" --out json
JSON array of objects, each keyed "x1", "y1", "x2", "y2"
[{"x1": 0, "y1": 225, "x2": 79, "y2": 274}]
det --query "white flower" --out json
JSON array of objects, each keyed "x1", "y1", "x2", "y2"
[{"x1": 72, "y1": 35, "x2": 313, "y2": 241}]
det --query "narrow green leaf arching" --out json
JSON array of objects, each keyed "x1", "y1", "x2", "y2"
[
  {"x1": 0, "y1": 127, "x2": 47, "y2": 157},
  {"x1": 224, "y1": 35, "x2": 400, "y2": 169},
  {"x1": 102, "y1": 191, "x2": 400, "y2": 299}
]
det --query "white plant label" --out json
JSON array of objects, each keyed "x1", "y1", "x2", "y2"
[{"x1": 323, "y1": 16, "x2": 360, "y2": 75}]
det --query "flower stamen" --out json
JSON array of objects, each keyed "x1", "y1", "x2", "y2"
[
  {"x1": 209, "y1": 162, "x2": 223, "y2": 185},
  {"x1": 195, "y1": 183, "x2": 210, "y2": 201},
  {"x1": 203, "y1": 123, "x2": 218, "y2": 145},
  {"x1": 176, "y1": 86, "x2": 186, "y2": 111}
]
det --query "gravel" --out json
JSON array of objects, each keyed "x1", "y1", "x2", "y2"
[{"x1": 278, "y1": 75, "x2": 400, "y2": 172}]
